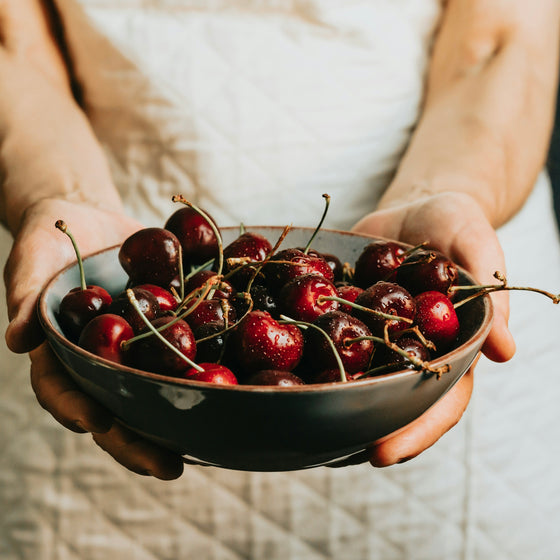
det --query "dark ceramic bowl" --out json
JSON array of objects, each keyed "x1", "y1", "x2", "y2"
[{"x1": 38, "y1": 227, "x2": 492, "y2": 472}]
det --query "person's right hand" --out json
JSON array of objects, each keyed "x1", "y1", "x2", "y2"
[{"x1": 4, "y1": 197, "x2": 185, "y2": 479}]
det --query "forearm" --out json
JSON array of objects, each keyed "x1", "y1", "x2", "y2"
[
  {"x1": 0, "y1": 0, "x2": 123, "y2": 235},
  {"x1": 380, "y1": 0, "x2": 560, "y2": 228}
]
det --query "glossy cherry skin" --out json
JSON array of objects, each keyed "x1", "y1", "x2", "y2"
[
  {"x1": 184, "y1": 363, "x2": 238, "y2": 385},
  {"x1": 184, "y1": 298, "x2": 237, "y2": 331},
  {"x1": 352, "y1": 281, "x2": 416, "y2": 337},
  {"x1": 133, "y1": 283, "x2": 178, "y2": 312},
  {"x1": 396, "y1": 249, "x2": 459, "y2": 296},
  {"x1": 303, "y1": 311, "x2": 374, "y2": 375},
  {"x1": 371, "y1": 335, "x2": 432, "y2": 372},
  {"x1": 222, "y1": 231, "x2": 273, "y2": 290},
  {"x1": 78, "y1": 313, "x2": 134, "y2": 364},
  {"x1": 127, "y1": 316, "x2": 197, "y2": 377},
  {"x1": 353, "y1": 240, "x2": 406, "y2": 288},
  {"x1": 108, "y1": 287, "x2": 161, "y2": 334},
  {"x1": 233, "y1": 310, "x2": 304, "y2": 373},
  {"x1": 244, "y1": 370, "x2": 305, "y2": 386},
  {"x1": 192, "y1": 321, "x2": 227, "y2": 363},
  {"x1": 335, "y1": 283, "x2": 364, "y2": 314},
  {"x1": 164, "y1": 206, "x2": 219, "y2": 266},
  {"x1": 119, "y1": 227, "x2": 182, "y2": 287},
  {"x1": 58, "y1": 285, "x2": 112, "y2": 342},
  {"x1": 278, "y1": 273, "x2": 339, "y2": 323},
  {"x1": 297, "y1": 248, "x2": 344, "y2": 283},
  {"x1": 414, "y1": 291, "x2": 460, "y2": 352},
  {"x1": 265, "y1": 248, "x2": 334, "y2": 294},
  {"x1": 184, "y1": 270, "x2": 235, "y2": 301},
  {"x1": 308, "y1": 368, "x2": 361, "y2": 384}
]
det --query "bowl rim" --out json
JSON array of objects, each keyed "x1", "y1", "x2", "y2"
[{"x1": 38, "y1": 226, "x2": 493, "y2": 394}]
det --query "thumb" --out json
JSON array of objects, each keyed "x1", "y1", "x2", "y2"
[{"x1": 4, "y1": 223, "x2": 66, "y2": 353}]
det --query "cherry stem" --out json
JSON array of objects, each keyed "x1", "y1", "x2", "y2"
[
  {"x1": 55, "y1": 220, "x2": 86, "y2": 291},
  {"x1": 279, "y1": 314, "x2": 347, "y2": 383},
  {"x1": 316, "y1": 295, "x2": 414, "y2": 325},
  {"x1": 452, "y1": 270, "x2": 560, "y2": 309},
  {"x1": 123, "y1": 289, "x2": 204, "y2": 372},
  {"x1": 303, "y1": 193, "x2": 330, "y2": 255},
  {"x1": 178, "y1": 244, "x2": 185, "y2": 301},
  {"x1": 172, "y1": 194, "x2": 224, "y2": 278},
  {"x1": 400, "y1": 241, "x2": 429, "y2": 260}
]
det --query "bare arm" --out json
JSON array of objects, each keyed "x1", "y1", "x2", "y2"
[
  {"x1": 380, "y1": 0, "x2": 560, "y2": 224},
  {"x1": 0, "y1": 0, "x2": 123, "y2": 234}
]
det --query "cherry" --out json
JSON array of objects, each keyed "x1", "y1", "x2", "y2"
[
  {"x1": 232, "y1": 310, "x2": 304, "y2": 373},
  {"x1": 108, "y1": 287, "x2": 161, "y2": 334},
  {"x1": 244, "y1": 370, "x2": 305, "y2": 386},
  {"x1": 353, "y1": 240, "x2": 406, "y2": 288},
  {"x1": 278, "y1": 273, "x2": 339, "y2": 323},
  {"x1": 352, "y1": 281, "x2": 416, "y2": 337},
  {"x1": 396, "y1": 249, "x2": 459, "y2": 296},
  {"x1": 127, "y1": 315, "x2": 197, "y2": 376},
  {"x1": 119, "y1": 227, "x2": 182, "y2": 288},
  {"x1": 184, "y1": 270, "x2": 235, "y2": 301},
  {"x1": 309, "y1": 368, "x2": 361, "y2": 384},
  {"x1": 55, "y1": 220, "x2": 112, "y2": 341},
  {"x1": 192, "y1": 321, "x2": 228, "y2": 363},
  {"x1": 133, "y1": 283, "x2": 178, "y2": 312},
  {"x1": 222, "y1": 231, "x2": 273, "y2": 290},
  {"x1": 164, "y1": 206, "x2": 219, "y2": 266},
  {"x1": 184, "y1": 363, "x2": 238, "y2": 385},
  {"x1": 78, "y1": 314, "x2": 134, "y2": 364},
  {"x1": 265, "y1": 248, "x2": 334, "y2": 294},
  {"x1": 247, "y1": 283, "x2": 278, "y2": 316},
  {"x1": 335, "y1": 283, "x2": 364, "y2": 314},
  {"x1": 414, "y1": 291, "x2": 460, "y2": 351},
  {"x1": 370, "y1": 335, "x2": 432, "y2": 373},
  {"x1": 297, "y1": 248, "x2": 344, "y2": 283},
  {"x1": 183, "y1": 298, "x2": 237, "y2": 331},
  {"x1": 303, "y1": 311, "x2": 374, "y2": 375}
]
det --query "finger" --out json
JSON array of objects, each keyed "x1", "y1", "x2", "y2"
[
  {"x1": 369, "y1": 364, "x2": 475, "y2": 467},
  {"x1": 30, "y1": 342, "x2": 113, "y2": 433},
  {"x1": 92, "y1": 423, "x2": 184, "y2": 480}
]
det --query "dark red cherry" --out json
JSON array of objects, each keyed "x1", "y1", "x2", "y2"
[
  {"x1": 184, "y1": 363, "x2": 238, "y2": 385},
  {"x1": 119, "y1": 227, "x2": 181, "y2": 287},
  {"x1": 414, "y1": 291, "x2": 460, "y2": 352},
  {"x1": 108, "y1": 287, "x2": 161, "y2": 334},
  {"x1": 58, "y1": 285, "x2": 112, "y2": 342},
  {"x1": 244, "y1": 370, "x2": 305, "y2": 386},
  {"x1": 78, "y1": 313, "x2": 134, "y2": 364},
  {"x1": 303, "y1": 311, "x2": 374, "y2": 375},
  {"x1": 192, "y1": 321, "x2": 228, "y2": 363},
  {"x1": 335, "y1": 283, "x2": 364, "y2": 314},
  {"x1": 127, "y1": 316, "x2": 196, "y2": 376},
  {"x1": 297, "y1": 248, "x2": 344, "y2": 283},
  {"x1": 233, "y1": 311, "x2": 304, "y2": 373},
  {"x1": 371, "y1": 335, "x2": 432, "y2": 372},
  {"x1": 164, "y1": 206, "x2": 219, "y2": 266},
  {"x1": 353, "y1": 240, "x2": 406, "y2": 288},
  {"x1": 396, "y1": 249, "x2": 459, "y2": 296},
  {"x1": 222, "y1": 231, "x2": 273, "y2": 289},
  {"x1": 184, "y1": 298, "x2": 237, "y2": 331},
  {"x1": 265, "y1": 248, "x2": 334, "y2": 294},
  {"x1": 184, "y1": 270, "x2": 235, "y2": 300},
  {"x1": 133, "y1": 283, "x2": 178, "y2": 312},
  {"x1": 352, "y1": 281, "x2": 416, "y2": 337},
  {"x1": 278, "y1": 273, "x2": 339, "y2": 322}
]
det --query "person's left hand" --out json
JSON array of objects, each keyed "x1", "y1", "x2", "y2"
[{"x1": 350, "y1": 191, "x2": 516, "y2": 466}]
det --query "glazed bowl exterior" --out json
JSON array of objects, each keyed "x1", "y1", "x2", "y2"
[{"x1": 38, "y1": 227, "x2": 492, "y2": 471}]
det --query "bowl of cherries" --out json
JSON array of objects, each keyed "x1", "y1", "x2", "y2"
[{"x1": 38, "y1": 195, "x2": 510, "y2": 471}]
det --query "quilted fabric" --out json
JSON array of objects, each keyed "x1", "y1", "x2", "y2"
[{"x1": 2, "y1": 2, "x2": 560, "y2": 559}]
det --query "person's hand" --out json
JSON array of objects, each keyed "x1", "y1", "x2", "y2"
[
  {"x1": 351, "y1": 191, "x2": 516, "y2": 466},
  {"x1": 4, "y1": 197, "x2": 184, "y2": 479}
]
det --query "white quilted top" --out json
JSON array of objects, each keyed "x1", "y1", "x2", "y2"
[{"x1": 1, "y1": 1, "x2": 560, "y2": 559}]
